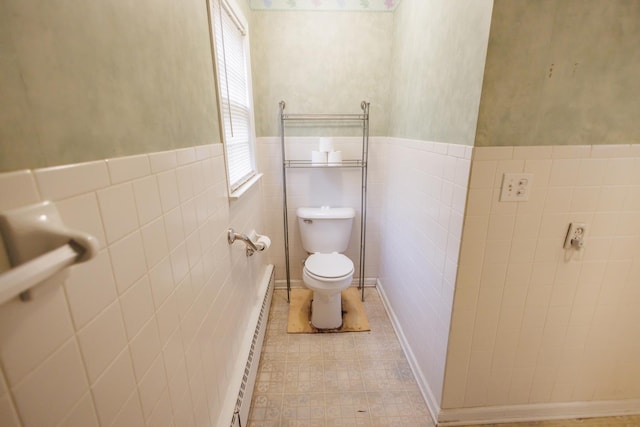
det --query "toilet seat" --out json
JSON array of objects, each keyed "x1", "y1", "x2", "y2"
[
  {"x1": 304, "y1": 253, "x2": 354, "y2": 280},
  {"x1": 302, "y1": 253, "x2": 354, "y2": 328}
]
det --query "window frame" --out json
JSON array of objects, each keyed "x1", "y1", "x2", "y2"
[{"x1": 208, "y1": 0, "x2": 259, "y2": 199}]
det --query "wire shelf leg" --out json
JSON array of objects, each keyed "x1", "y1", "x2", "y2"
[
  {"x1": 279, "y1": 101, "x2": 291, "y2": 303},
  {"x1": 359, "y1": 101, "x2": 370, "y2": 302}
]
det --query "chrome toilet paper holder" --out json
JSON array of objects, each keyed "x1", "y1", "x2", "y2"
[{"x1": 227, "y1": 228, "x2": 270, "y2": 257}]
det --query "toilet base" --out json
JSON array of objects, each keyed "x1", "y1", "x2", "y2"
[{"x1": 310, "y1": 291, "x2": 343, "y2": 329}]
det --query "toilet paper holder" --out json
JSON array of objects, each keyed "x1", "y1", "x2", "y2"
[{"x1": 227, "y1": 228, "x2": 270, "y2": 257}]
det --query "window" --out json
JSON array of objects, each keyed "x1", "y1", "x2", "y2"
[{"x1": 210, "y1": 0, "x2": 257, "y2": 195}]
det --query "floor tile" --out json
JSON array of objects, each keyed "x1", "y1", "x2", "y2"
[{"x1": 248, "y1": 288, "x2": 435, "y2": 426}]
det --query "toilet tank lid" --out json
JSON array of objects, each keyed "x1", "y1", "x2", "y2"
[{"x1": 297, "y1": 207, "x2": 355, "y2": 219}]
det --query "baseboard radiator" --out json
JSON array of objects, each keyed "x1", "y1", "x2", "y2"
[{"x1": 230, "y1": 266, "x2": 275, "y2": 427}]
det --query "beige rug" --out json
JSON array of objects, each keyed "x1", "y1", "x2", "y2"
[{"x1": 287, "y1": 287, "x2": 371, "y2": 333}]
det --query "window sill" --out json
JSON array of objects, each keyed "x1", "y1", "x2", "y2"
[{"x1": 228, "y1": 173, "x2": 263, "y2": 200}]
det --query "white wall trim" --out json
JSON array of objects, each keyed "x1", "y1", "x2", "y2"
[
  {"x1": 228, "y1": 172, "x2": 263, "y2": 200},
  {"x1": 376, "y1": 278, "x2": 442, "y2": 425},
  {"x1": 438, "y1": 398, "x2": 640, "y2": 426}
]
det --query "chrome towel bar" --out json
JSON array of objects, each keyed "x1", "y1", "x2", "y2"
[
  {"x1": 0, "y1": 201, "x2": 99, "y2": 305},
  {"x1": 0, "y1": 243, "x2": 81, "y2": 304}
]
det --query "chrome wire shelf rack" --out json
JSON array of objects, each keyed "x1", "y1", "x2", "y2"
[
  {"x1": 283, "y1": 159, "x2": 365, "y2": 168},
  {"x1": 279, "y1": 100, "x2": 370, "y2": 302}
]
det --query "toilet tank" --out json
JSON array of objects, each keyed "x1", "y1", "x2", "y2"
[{"x1": 296, "y1": 207, "x2": 355, "y2": 253}]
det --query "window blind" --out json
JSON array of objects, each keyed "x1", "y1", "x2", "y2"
[{"x1": 213, "y1": 0, "x2": 255, "y2": 192}]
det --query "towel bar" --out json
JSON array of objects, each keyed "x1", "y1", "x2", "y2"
[{"x1": 0, "y1": 201, "x2": 99, "y2": 305}]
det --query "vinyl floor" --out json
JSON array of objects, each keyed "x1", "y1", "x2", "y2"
[{"x1": 248, "y1": 287, "x2": 432, "y2": 426}]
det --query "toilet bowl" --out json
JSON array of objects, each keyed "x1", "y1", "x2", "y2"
[
  {"x1": 303, "y1": 252, "x2": 354, "y2": 329},
  {"x1": 296, "y1": 206, "x2": 356, "y2": 329}
]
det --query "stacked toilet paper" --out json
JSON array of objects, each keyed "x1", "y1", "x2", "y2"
[{"x1": 312, "y1": 137, "x2": 342, "y2": 166}]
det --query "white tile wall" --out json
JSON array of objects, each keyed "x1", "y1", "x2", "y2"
[
  {"x1": 0, "y1": 170, "x2": 41, "y2": 212},
  {"x1": 0, "y1": 144, "x2": 269, "y2": 426},
  {"x1": 442, "y1": 144, "x2": 640, "y2": 410},
  {"x1": 38, "y1": 137, "x2": 605, "y2": 423},
  {"x1": 12, "y1": 338, "x2": 88, "y2": 426},
  {"x1": 376, "y1": 137, "x2": 473, "y2": 407},
  {"x1": 97, "y1": 183, "x2": 140, "y2": 244},
  {"x1": 34, "y1": 161, "x2": 111, "y2": 201},
  {"x1": 106, "y1": 155, "x2": 151, "y2": 185}
]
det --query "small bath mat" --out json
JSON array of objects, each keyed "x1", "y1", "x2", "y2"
[{"x1": 287, "y1": 287, "x2": 371, "y2": 333}]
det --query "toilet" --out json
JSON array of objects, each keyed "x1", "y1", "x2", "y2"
[{"x1": 297, "y1": 206, "x2": 355, "y2": 329}]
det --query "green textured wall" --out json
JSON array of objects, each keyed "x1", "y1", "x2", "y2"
[
  {"x1": 387, "y1": 0, "x2": 493, "y2": 145},
  {"x1": 475, "y1": 0, "x2": 640, "y2": 147},
  {"x1": 249, "y1": 11, "x2": 393, "y2": 137},
  {"x1": 0, "y1": 0, "x2": 220, "y2": 172}
]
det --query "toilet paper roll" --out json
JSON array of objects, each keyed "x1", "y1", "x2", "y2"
[
  {"x1": 318, "y1": 137, "x2": 334, "y2": 152},
  {"x1": 256, "y1": 235, "x2": 271, "y2": 251},
  {"x1": 311, "y1": 150, "x2": 328, "y2": 165},
  {"x1": 327, "y1": 151, "x2": 342, "y2": 165}
]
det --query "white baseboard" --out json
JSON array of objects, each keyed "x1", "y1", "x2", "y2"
[
  {"x1": 375, "y1": 278, "x2": 442, "y2": 425},
  {"x1": 438, "y1": 399, "x2": 640, "y2": 426}
]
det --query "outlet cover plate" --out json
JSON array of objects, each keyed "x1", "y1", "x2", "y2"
[{"x1": 500, "y1": 173, "x2": 533, "y2": 202}]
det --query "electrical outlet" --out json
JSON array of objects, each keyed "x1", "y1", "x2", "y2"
[
  {"x1": 500, "y1": 173, "x2": 533, "y2": 202},
  {"x1": 564, "y1": 223, "x2": 587, "y2": 249}
]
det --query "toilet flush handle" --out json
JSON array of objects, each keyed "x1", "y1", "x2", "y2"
[{"x1": 303, "y1": 219, "x2": 313, "y2": 224}]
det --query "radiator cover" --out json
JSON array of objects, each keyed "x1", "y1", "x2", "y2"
[{"x1": 230, "y1": 265, "x2": 274, "y2": 427}]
